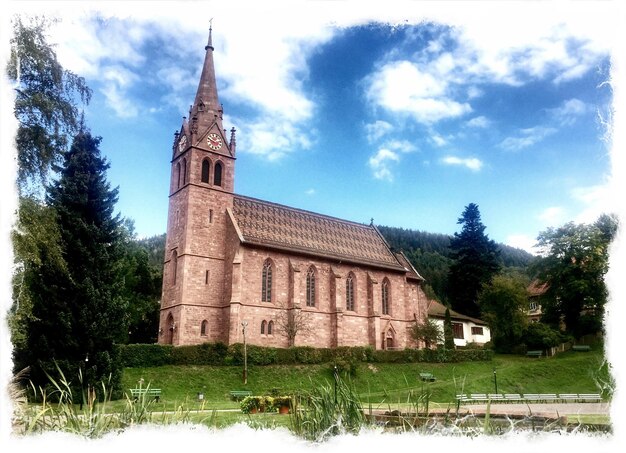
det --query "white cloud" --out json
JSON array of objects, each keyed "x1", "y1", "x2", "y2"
[
  {"x1": 548, "y1": 98, "x2": 589, "y2": 126},
  {"x1": 538, "y1": 206, "x2": 566, "y2": 226},
  {"x1": 466, "y1": 116, "x2": 491, "y2": 128},
  {"x1": 368, "y1": 148, "x2": 400, "y2": 181},
  {"x1": 571, "y1": 183, "x2": 616, "y2": 224},
  {"x1": 385, "y1": 139, "x2": 417, "y2": 153},
  {"x1": 364, "y1": 120, "x2": 393, "y2": 143},
  {"x1": 365, "y1": 60, "x2": 472, "y2": 124},
  {"x1": 305, "y1": 188, "x2": 316, "y2": 196},
  {"x1": 500, "y1": 126, "x2": 557, "y2": 151},
  {"x1": 506, "y1": 234, "x2": 539, "y2": 255},
  {"x1": 441, "y1": 156, "x2": 483, "y2": 171},
  {"x1": 430, "y1": 133, "x2": 447, "y2": 147}
]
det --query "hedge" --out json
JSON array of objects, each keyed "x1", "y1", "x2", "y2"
[{"x1": 117, "y1": 343, "x2": 492, "y2": 368}]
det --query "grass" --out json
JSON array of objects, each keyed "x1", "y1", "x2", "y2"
[{"x1": 119, "y1": 349, "x2": 611, "y2": 412}]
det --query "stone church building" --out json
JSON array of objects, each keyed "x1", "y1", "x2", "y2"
[{"x1": 158, "y1": 30, "x2": 430, "y2": 349}]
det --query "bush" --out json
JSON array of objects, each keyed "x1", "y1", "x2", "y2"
[
  {"x1": 117, "y1": 344, "x2": 173, "y2": 368},
  {"x1": 522, "y1": 323, "x2": 562, "y2": 350}
]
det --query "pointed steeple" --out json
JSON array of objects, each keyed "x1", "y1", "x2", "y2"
[{"x1": 192, "y1": 24, "x2": 222, "y2": 135}]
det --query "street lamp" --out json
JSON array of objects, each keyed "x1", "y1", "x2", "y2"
[
  {"x1": 493, "y1": 367, "x2": 498, "y2": 394},
  {"x1": 333, "y1": 365, "x2": 338, "y2": 404},
  {"x1": 242, "y1": 321, "x2": 248, "y2": 384},
  {"x1": 80, "y1": 353, "x2": 89, "y2": 410}
]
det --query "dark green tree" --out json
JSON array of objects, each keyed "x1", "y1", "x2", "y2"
[
  {"x1": 14, "y1": 131, "x2": 127, "y2": 397},
  {"x1": 478, "y1": 274, "x2": 529, "y2": 353},
  {"x1": 118, "y1": 221, "x2": 163, "y2": 344},
  {"x1": 410, "y1": 319, "x2": 443, "y2": 349},
  {"x1": 533, "y1": 214, "x2": 617, "y2": 337},
  {"x1": 443, "y1": 307, "x2": 455, "y2": 350},
  {"x1": 7, "y1": 16, "x2": 91, "y2": 193},
  {"x1": 447, "y1": 203, "x2": 501, "y2": 318}
]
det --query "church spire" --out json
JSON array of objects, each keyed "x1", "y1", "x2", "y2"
[{"x1": 192, "y1": 23, "x2": 222, "y2": 134}]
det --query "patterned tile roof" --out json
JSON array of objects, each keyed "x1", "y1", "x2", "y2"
[
  {"x1": 231, "y1": 195, "x2": 407, "y2": 271},
  {"x1": 427, "y1": 300, "x2": 487, "y2": 326}
]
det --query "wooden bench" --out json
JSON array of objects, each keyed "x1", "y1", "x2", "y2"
[
  {"x1": 558, "y1": 393, "x2": 580, "y2": 402},
  {"x1": 504, "y1": 393, "x2": 523, "y2": 402},
  {"x1": 526, "y1": 350, "x2": 543, "y2": 358},
  {"x1": 130, "y1": 388, "x2": 161, "y2": 402},
  {"x1": 419, "y1": 373, "x2": 436, "y2": 382},
  {"x1": 577, "y1": 393, "x2": 602, "y2": 402},
  {"x1": 572, "y1": 345, "x2": 591, "y2": 352},
  {"x1": 230, "y1": 390, "x2": 252, "y2": 401}
]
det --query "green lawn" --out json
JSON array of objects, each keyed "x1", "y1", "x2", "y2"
[{"x1": 120, "y1": 348, "x2": 612, "y2": 413}]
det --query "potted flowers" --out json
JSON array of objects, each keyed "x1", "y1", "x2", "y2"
[{"x1": 272, "y1": 396, "x2": 293, "y2": 414}]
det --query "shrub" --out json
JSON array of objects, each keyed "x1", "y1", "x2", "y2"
[{"x1": 522, "y1": 323, "x2": 562, "y2": 350}]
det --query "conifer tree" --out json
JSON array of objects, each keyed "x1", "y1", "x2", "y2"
[
  {"x1": 443, "y1": 307, "x2": 455, "y2": 350},
  {"x1": 15, "y1": 131, "x2": 127, "y2": 397},
  {"x1": 447, "y1": 203, "x2": 500, "y2": 318}
]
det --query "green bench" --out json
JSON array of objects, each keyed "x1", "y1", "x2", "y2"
[
  {"x1": 526, "y1": 350, "x2": 542, "y2": 358},
  {"x1": 572, "y1": 345, "x2": 591, "y2": 352},
  {"x1": 130, "y1": 388, "x2": 161, "y2": 402},
  {"x1": 230, "y1": 390, "x2": 252, "y2": 401},
  {"x1": 419, "y1": 372, "x2": 436, "y2": 382}
]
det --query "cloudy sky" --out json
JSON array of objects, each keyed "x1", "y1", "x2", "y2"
[
  {"x1": 3, "y1": 1, "x2": 621, "y2": 256},
  {"x1": 2, "y1": 0, "x2": 626, "y2": 449}
]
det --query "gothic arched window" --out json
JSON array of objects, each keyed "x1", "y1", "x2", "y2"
[
  {"x1": 182, "y1": 158, "x2": 187, "y2": 184},
  {"x1": 382, "y1": 278, "x2": 390, "y2": 315},
  {"x1": 306, "y1": 266, "x2": 316, "y2": 307},
  {"x1": 176, "y1": 162, "x2": 181, "y2": 189},
  {"x1": 201, "y1": 320, "x2": 208, "y2": 336},
  {"x1": 268, "y1": 320, "x2": 274, "y2": 335},
  {"x1": 201, "y1": 159, "x2": 211, "y2": 183},
  {"x1": 214, "y1": 162, "x2": 223, "y2": 187},
  {"x1": 261, "y1": 259, "x2": 272, "y2": 302},
  {"x1": 346, "y1": 273, "x2": 355, "y2": 311},
  {"x1": 261, "y1": 320, "x2": 267, "y2": 335}
]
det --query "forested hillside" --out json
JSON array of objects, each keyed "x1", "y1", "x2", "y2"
[{"x1": 377, "y1": 225, "x2": 536, "y2": 303}]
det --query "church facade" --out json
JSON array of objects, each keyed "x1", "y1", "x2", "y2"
[{"x1": 158, "y1": 30, "x2": 430, "y2": 349}]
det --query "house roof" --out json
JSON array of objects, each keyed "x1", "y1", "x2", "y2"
[
  {"x1": 427, "y1": 300, "x2": 487, "y2": 326},
  {"x1": 528, "y1": 280, "x2": 549, "y2": 297},
  {"x1": 231, "y1": 195, "x2": 417, "y2": 273}
]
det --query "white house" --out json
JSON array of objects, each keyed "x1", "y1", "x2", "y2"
[{"x1": 427, "y1": 300, "x2": 491, "y2": 347}]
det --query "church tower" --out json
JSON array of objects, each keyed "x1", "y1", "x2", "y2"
[{"x1": 158, "y1": 27, "x2": 236, "y2": 345}]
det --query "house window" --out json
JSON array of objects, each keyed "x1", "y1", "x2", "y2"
[
  {"x1": 201, "y1": 159, "x2": 210, "y2": 183},
  {"x1": 261, "y1": 320, "x2": 267, "y2": 334},
  {"x1": 346, "y1": 273, "x2": 355, "y2": 311},
  {"x1": 452, "y1": 322, "x2": 464, "y2": 339},
  {"x1": 261, "y1": 259, "x2": 272, "y2": 302},
  {"x1": 471, "y1": 326, "x2": 483, "y2": 335},
  {"x1": 268, "y1": 321, "x2": 274, "y2": 335},
  {"x1": 214, "y1": 162, "x2": 223, "y2": 187},
  {"x1": 529, "y1": 302, "x2": 537, "y2": 311},
  {"x1": 381, "y1": 279, "x2": 390, "y2": 315},
  {"x1": 201, "y1": 320, "x2": 208, "y2": 336},
  {"x1": 306, "y1": 266, "x2": 316, "y2": 307}
]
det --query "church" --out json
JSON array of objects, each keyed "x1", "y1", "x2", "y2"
[{"x1": 157, "y1": 29, "x2": 430, "y2": 350}]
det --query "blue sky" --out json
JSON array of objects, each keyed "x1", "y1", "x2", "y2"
[
  {"x1": 4, "y1": 1, "x2": 619, "y2": 255},
  {"x1": 2, "y1": 2, "x2": 621, "y2": 256}
]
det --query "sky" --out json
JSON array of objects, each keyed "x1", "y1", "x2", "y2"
[
  {"x1": 2, "y1": 0, "x2": 621, "y2": 255},
  {"x1": 1, "y1": 0, "x2": 626, "y2": 451}
]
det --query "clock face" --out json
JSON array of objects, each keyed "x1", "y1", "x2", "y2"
[
  {"x1": 207, "y1": 133, "x2": 223, "y2": 150},
  {"x1": 178, "y1": 134, "x2": 187, "y2": 152}
]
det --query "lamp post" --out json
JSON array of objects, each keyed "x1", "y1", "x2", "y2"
[
  {"x1": 242, "y1": 321, "x2": 248, "y2": 384},
  {"x1": 80, "y1": 353, "x2": 89, "y2": 410},
  {"x1": 493, "y1": 367, "x2": 498, "y2": 394},
  {"x1": 333, "y1": 365, "x2": 338, "y2": 404}
]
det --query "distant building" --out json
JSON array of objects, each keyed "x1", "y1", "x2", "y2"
[
  {"x1": 527, "y1": 280, "x2": 548, "y2": 323},
  {"x1": 157, "y1": 29, "x2": 431, "y2": 349},
  {"x1": 427, "y1": 300, "x2": 491, "y2": 347}
]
